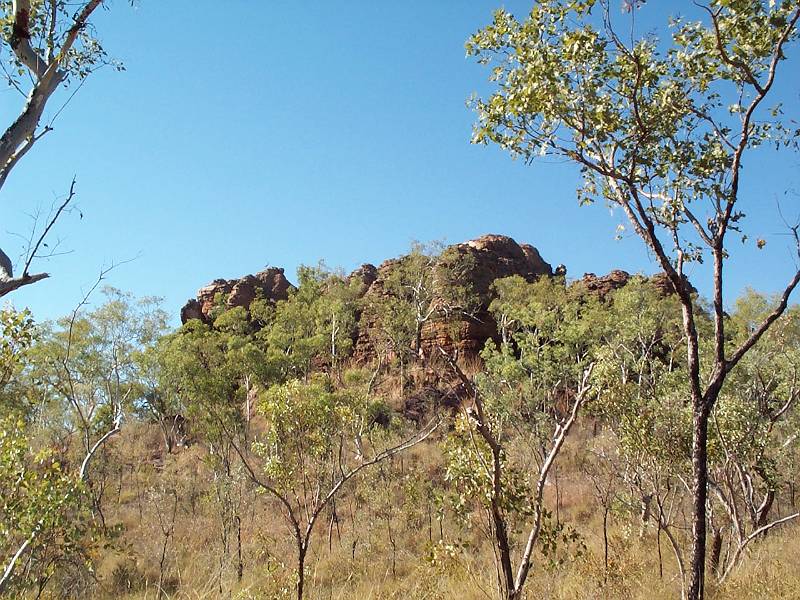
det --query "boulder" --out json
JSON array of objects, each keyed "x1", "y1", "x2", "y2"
[
  {"x1": 353, "y1": 234, "x2": 553, "y2": 362},
  {"x1": 180, "y1": 267, "x2": 293, "y2": 324},
  {"x1": 576, "y1": 270, "x2": 631, "y2": 300}
]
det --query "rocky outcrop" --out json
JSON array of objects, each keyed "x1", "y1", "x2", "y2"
[
  {"x1": 575, "y1": 269, "x2": 697, "y2": 301},
  {"x1": 651, "y1": 272, "x2": 698, "y2": 297},
  {"x1": 576, "y1": 270, "x2": 632, "y2": 300},
  {"x1": 179, "y1": 299, "x2": 204, "y2": 323},
  {"x1": 347, "y1": 263, "x2": 378, "y2": 295},
  {"x1": 448, "y1": 234, "x2": 552, "y2": 301},
  {"x1": 353, "y1": 234, "x2": 553, "y2": 362},
  {"x1": 178, "y1": 234, "x2": 692, "y2": 363},
  {"x1": 180, "y1": 267, "x2": 293, "y2": 324}
]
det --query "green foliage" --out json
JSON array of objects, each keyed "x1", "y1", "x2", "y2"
[
  {"x1": 158, "y1": 319, "x2": 249, "y2": 438},
  {"x1": 591, "y1": 280, "x2": 690, "y2": 468},
  {"x1": 27, "y1": 288, "x2": 169, "y2": 448},
  {"x1": 487, "y1": 275, "x2": 602, "y2": 391},
  {"x1": 266, "y1": 264, "x2": 359, "y2": 378},
  {"x1": 468, "y1": 0, "x2": 800, "y2": 258},
  {"x1": 445, "y1": 274, "x2": 601, "y2": 573},
  {"x1": 444, "y1": 414, "x2": 534, "y2": 520},
  {"x1": 0, "y1": 0, "x2": 129, "y2": 85},
  {"x1": 0, "y1": 418, "x2": 83, "y2": 563},
  {"x1": 365, "y1": 241, "x2": 479, "y2": 363},
  {"x1": 712, "y1": 292, "x2": 800, "y2": 485},
  {"x1": 0, "y1": 307, "x2": 98, "y2": 595},
  {"x1": 0, "y1": 308, "x2": 36, "y2": 420},
  {"x1": 255, "y1": 374, "x2": 392, "y2": 493}
]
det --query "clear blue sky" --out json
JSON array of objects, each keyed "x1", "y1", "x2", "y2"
[{"x1": 2, "y1": 1, "x2": 799, "y2": 324}]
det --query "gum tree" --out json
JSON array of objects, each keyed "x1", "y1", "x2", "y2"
[
  {"x1": 467, "y1": 2, "x2": 800, "y2": 597},
  {"x1": 443, "y1": 275, "x2": 598, "y2": 599},
  {"x1": 159, "y1": 305, "x2": 440, "y2": 600},
  {"x1": 0, "y1": 1, "x2": 133, "y2": 296}
]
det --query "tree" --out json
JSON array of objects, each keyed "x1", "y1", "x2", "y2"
[
  {"x1": 0, "y1": 295, "x2": 165, "y2": 595},
  {"x1": 362, "y1": 242, "x2": 478, "y2": 396},
  {"x1": 0, "y1": 416, "x2": 86, "y2": 596},
  {"x1": 0, "y1": 288, "x2": 170, "y2": 594},
  {"x1": 467, "y1": 2, "x2": 800, "y2": 597},
  {"x1": 159, "y1": 289, "x2": 440, "y2": 600},
  {"x1": 245, "y1": 376, "x2": 437, "y2": 600},
  {"x1": 266, "y1": 265, "x2": 360, "y2": 379},
  {"x1": 590, "y1": 279, "x2": 695, "y2": 596},
  {"x1": 442, "y1": 275, "x2": 597, "y2": 599},
  {"x1": 382, "y1": 242, "x2": 444, "y2": 360},
  {"x1": 156, "y1": 316, "x2": 259, "y2": 594},
  {"x1": 0, "y1": 1, "x2": 133, "y2": 296},
  {"x1": 707, "y1": 292, "x2": 800, "y2": 583},
  {"x1": 29, "y1": 288, "x2": 168, "y2": 467}
]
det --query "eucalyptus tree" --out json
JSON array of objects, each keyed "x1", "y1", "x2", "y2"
[
  {"x1": 160, "y1": 315, "x2": 438, "y2": 600},
  {"x1": 0, "y1": 297, "x2": 157, "y2": 596},
  {"x1": 0, "y1": 0, "x2": 130, "y2": 188},
  {"x1": 363, "y1": 242, "x2": 478, "y2": 397},
  {"x1": 29, "y1": 288, "x2": 168, "y2": 464},
  {"x1": 443, "y1": 275, "x2": 598, "y2": 600},
  {"x1": 156, "y1": 314, "x2": 262, "y2": 593},
  {"x1": 244, "y1": 375, "x2": 438, "y2": 600},
  {"x1": 160, "y1": 288, "x2": 440, "y2": 599},
  {"x1": 467, "y1": 2, "x2": 800, "y2": 596},
  {"x1": 377, "y1": 242, "x2": 444, "y2": 361},
  {"x1": 590, "y1": 279, "x2": 693, "y2": 594},
  {"x1": 707, "y1": 292, "x2": 800, "y2": 582},
  {"x1": 266, "y1": 265, "x2": 360, "y2": 379},
  {"x1": 0, "y1": 1, "x2": 135, "y2": 296},
  {"x1": 0, "y1": 307, "x2": 74, "y2": 596}
]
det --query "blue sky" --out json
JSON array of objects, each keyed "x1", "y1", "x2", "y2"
[{"x1": 1, "y1": 1, "x2": 798, "y2": 324}]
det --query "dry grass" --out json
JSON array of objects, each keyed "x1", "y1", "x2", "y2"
[{"x1": 40, "y1": 422, "x2": 799, "y2": 600}]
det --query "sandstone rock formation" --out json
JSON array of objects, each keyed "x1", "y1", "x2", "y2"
[
  {"x1": 576, "y1": 270, "x2": 632, "y2": 300},
  {"x1": 180, "y1": 267, "x2": 293, "y2": 324},
  {"x1": 575, "y1": 269, "x2": 697, "y2": 301},
  {"x1": 352, "y1": 234, "x2": 553, "y2": 362},
  {"x1": 179, "y1": 234, "x2": 689, "y2": 365},
  {"x1": 178, "y1": 235, "x2": 699, "y2": 420},
  {"x1": 347, "y1": 263, "x2": 378, "y2": 295},
  {"x1": 447, "y1": 234, "x2": 553, "y2": 300}
]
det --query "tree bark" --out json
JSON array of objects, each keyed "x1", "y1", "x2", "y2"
[
  {"x1": 296, "y1": 545, "x2": 306, "y2": 600},
  {"x1": 0, "y1": 272, "x2": 49, "y2": 297},
  {"x1": 688, "y1": 405, "x2": 711, "y2": 600}
]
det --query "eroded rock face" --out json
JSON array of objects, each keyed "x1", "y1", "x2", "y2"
[
  {"x1": 576, "y1": 270, "x2": 697, "y2": 301},
  {"x1": 179, "y1": 299, "x2": 204, "y2": 323},
  {"x1": 451, "y1": 234, "x2": 553, "y2": 300},
  {"x1": 180, "y1": 267, "x2": 293, "y2": 324},
  {"x1": 650, "y1": 272, "x2": 698, "y2": 297},
  {"x1": 347, "y1": 263, "x2": 378, "y2": 295},
  {"x1": 576, "y1": 270, "x2": 631, "y2": 300},
  {"x1": 352, "y1": 234, "x2": 553, "y2": 362},
  {"x1": 178, "y1": 234, "x2": 689, "y2": 365}
]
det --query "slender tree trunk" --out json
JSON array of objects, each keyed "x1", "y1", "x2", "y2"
[
  {"x1": 639, "y1": 493, "x2": 653, "y2": 538},
  {"x1": 297, "y1": 544, "x2": 307, "y2": 600},
  {"x1": 756, "y1": 489, "x2": 775, "y2": 529},
  {"x1": 490, "y1": 503, "x2": 515, "y2": 598},
  {"x1": 603, "y1": 507, "x2": 609, "y2": 585},
  {"x1": 688, "y1": 405, "x2": 711, "y2": 600},
  {"x1": 236, "y1": 515, "x2": 243, "y2": 582}
]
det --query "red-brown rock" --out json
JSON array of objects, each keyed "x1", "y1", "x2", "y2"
[
  {"x1": 180, "y1": 267, "x2": 293, "y2": 324},
  {"x1": 576, "y1": 270, "x2": 631, "y2": 300},
  {"x1": 352, "y1": 234, "x2": 553, "y2": 362}
]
